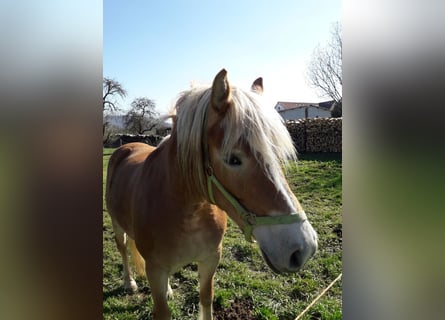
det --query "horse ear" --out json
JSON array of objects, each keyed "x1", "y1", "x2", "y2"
[
  {"x1": 211, "y1": 69, "x2": 231, "y2": 114},
  {"x1": 251, "y1": 77, "x2": 263, "y2": 95}
]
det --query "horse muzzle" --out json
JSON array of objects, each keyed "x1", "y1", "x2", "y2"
[{"x1": 254, "y1": 221, "x2": 318, "y2": 274}]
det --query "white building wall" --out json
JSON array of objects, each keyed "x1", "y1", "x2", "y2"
[
  {"x1": 278, "y1": 107, "x2": 331, "y2": 121},
  {"x1": 308, "y1": 108, "x2": 331, "y2": 118}
]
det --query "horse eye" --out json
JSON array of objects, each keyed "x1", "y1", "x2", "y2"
[{"x1": 225, "y1": 154, "x2": 242, "y2": 166}]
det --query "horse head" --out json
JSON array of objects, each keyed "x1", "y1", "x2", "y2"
[{"x1": 204, "y1": 69, "x2": 318, "y2": 273}]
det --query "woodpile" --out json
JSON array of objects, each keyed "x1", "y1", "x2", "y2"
[{"x1": 286, "y1": 118, "x2": 342, "y2": 153}]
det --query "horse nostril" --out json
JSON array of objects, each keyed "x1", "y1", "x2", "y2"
[{"x1": 289, "y1": 250, "x2": 302, "y2": 269}]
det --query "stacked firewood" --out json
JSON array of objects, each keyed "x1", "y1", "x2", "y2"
[
  {"x1": 286, "y1": 118, "x2": 342, "y2": 153},
  {"x1": 286, "y1": 120, "x2": 306, "y2": 152}
]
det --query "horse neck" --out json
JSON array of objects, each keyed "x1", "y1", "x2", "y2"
[{"x1": 147, "y1": 135, "x2": 206, "y2": 206}]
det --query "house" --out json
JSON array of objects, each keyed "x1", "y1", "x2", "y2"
[{"x1": 274, "y1": 100, "x2": 334, "y2": 121}]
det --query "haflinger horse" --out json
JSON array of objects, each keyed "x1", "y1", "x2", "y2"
[{"x1": 105, "y1": 69, "x2": 318, "y2": 320}]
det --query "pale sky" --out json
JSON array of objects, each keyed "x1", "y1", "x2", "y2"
[{"x1": 104, "y1": 0, "x2": 342, "y2": 114}]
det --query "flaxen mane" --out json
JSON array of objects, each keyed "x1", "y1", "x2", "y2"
[{"x1": 172, "y1": 84, "x2": 297, "y2": 197}]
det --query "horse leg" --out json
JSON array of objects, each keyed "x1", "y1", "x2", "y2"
[
  {"x1": 111, "y1": 220, "x2": 138, "y2": 292},
  {"x1": 146, "y1": 263, "x2": 172, "y2": 320},
  {"x1": 197, "y1": 252, "x2": 221, "y2": 320},
  {"x1": 167, "y1": 278, "x2": 173, "y2": 299}
]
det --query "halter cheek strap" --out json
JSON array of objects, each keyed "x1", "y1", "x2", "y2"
[{"x1": 202, "y1": 107, "x2": 305, "y2": 242}]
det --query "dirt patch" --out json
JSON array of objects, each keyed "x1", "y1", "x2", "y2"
[{"x1": 213, "y1": 297, "x2": 256, "y2": 320}]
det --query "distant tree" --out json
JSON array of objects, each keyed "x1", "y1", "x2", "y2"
[
  {"x1": 103, "y1": 123, "x2": 122, "y2": 146},
  {"x1": 103, "y1": 78, "x2": 127, "y2": 112},
  {"x1": 124, "y1": 97, "x2": 160, "y2": 134},
  {"x1": 307, "y1": 22, "x2": 342, "y2": 107},
  {"x1": 103, "y1": 78, "x2": 127, "y2": 142}
]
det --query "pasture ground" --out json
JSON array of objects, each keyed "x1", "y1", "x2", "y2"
[{"x1": 103, "y1": 148, "x2": 342, "y2": 319}]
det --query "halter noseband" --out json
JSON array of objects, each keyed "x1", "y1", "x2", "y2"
[{"x1": 202, "y1": 106, "x2": 305, "y2": 242}]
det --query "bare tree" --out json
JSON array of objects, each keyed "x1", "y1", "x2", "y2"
[
  {"x1": 124, "y1": 97, "x2": 160, "y2": 134},
  {"x1": 307, "y1": 22, "x2": 342, "y2": 105},
  {"x1": 103, "y1": 78, "x2": 127, "y2": 112},
  {"x1": 103, "y1": 78, "x2": 127, "y2": 142}
]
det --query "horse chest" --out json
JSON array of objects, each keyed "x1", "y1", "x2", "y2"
[
  {"x1": 137, "y1": 207, "x2": 225, "y2": 270},
  {"x1": 156, "y1": 210, "x2": 223, "y2": 269},
  {"x1": 179, "y1": 213, "x2": 223, "y2": 256}
]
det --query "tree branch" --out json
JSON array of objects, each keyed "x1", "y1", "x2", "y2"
[{"x1": 306, "y1": 22, "x2": 342, "y2": 104}]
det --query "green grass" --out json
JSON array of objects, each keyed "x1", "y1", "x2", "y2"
[{"x1": 103, "y1": 149, "x2": 342, "y2": 319}]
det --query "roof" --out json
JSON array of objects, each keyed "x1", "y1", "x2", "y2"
[
  {"x1": 275, "y1": 101, "x2": 313, "y2": 110},
  {"x1": 275, "y1": 100, "x2": 334, "y2": 112}
]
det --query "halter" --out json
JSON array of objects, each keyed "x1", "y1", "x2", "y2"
[{"x1": 202, "y1": 105, "x2": 305, "y2": 242}]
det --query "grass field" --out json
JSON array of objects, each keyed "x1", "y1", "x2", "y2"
[{"x1": 103, "y1": 148, "x2": 342, "y2": 320}]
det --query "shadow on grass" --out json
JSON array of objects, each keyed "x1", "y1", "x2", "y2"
[{"x1": 103, "y1": 286, "x2": 130, "y2": 300}]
